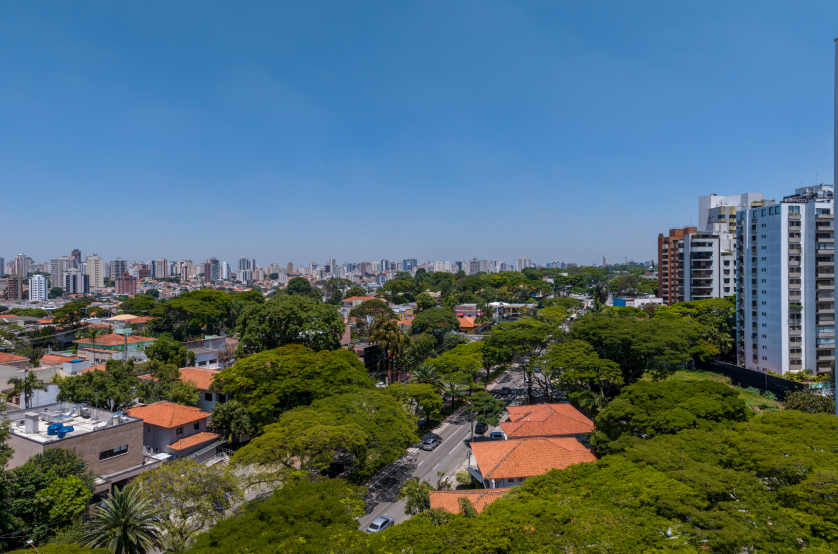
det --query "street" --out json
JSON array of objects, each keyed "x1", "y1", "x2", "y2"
[{"x1": 359, "y1": 367, "x2": 526, "y2": 529}]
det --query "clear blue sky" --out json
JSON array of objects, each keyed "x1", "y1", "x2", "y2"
[{"x1": 1, "y1": 1, "x2": 835, "y2": 267}]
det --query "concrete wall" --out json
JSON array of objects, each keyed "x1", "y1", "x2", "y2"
[
  {"x1": 7, "y1": 434, "x2": 45, "y2": 469},
  {"x1": 49, "y1": 419, "x2": 144, "y2": 475},
  {"x1": 142, "y1": 417, "x2": 209, "y2": 456}
]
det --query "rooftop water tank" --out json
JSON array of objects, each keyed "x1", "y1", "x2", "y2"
[
  {"x1": 47, "y1": 423, "x2": 62, "y2": 436},
  {"x1": 57, "y1": 426, "x2": 74, "y2": 439}
]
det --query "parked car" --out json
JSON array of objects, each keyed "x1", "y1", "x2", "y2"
[
  {"x1": 365, "y1": 515, "x2": 394, "y2": 533},
  {"x1": 499, "y1": 387, "x2": 512, "y2": 395},
  {"x1": 474, "y1": 422, "x2": 488, "y2": 434},
  {"x1": 490, "y1": 432, "x2": 505, "y2": 440},
  {"x1": 534, "y1": 366, "x2": 541, "y2": 373},
  {"x1": 421, "y1": 438, "x2": 441, "y2": 451}
]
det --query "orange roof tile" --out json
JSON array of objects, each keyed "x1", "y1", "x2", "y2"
[
  {"x1": 167, "y1": 432, "x2": 220, "y2": 451},
  {"x1": 79, "y1": 364, "x2": 107, "y2": 373},
  {"x1": 471, "y1": 437, "x2": 596, "y2": 479},
  {"x1": 138, "y1": 367, "x2": 220, "y2": 391},
  {"x1": 74, "y1": 334, "x2": 157, "y2": 346},
  {"x1": 500, "y1": 404, "x2": 593, "y2": 439},
  {"x1": 0, "y1": 352, "x2": 27, "y2": 364},
  {"x1": 429, "y1": 490, "x2": 507, "y2": 514},
  {"x1": 40, "y1": 354, "x2": 75, "y2": 365},
  {"x1": 125, "y1": 401, "x2": 210, "y2": 429},
  {"x1": 456, "y1": 317, "x2": 477, "y2": 328}
]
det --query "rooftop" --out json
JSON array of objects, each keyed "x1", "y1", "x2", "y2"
[
  {"x1": 470, "y1": 437, "x2": 596, "y2": 479},
  {"x1": 0, "y1": 352, "x2": 27, "y2": 364},
  {"x1": 5, "y1": 402, "x2": 140, "y2": 444},
  {"x1": 428, "y1": 490, "x2": 507, "y2": 514},
  {"x1": 139, "y1": 366, "x2": 220, "y2": 390},
  {"x1": 125, "y1": 401, "x2": 210, "y2": 429},
  {"x1": 167, "y1": 431, "x2": 220, "y2": 451},
  {"x1": 500, "y1": 403, "x2": 594, "y2": 439},
  {"x1": 74, "y1": 334, "x2": 158, "y2": 346}
]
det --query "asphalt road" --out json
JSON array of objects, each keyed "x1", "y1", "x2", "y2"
[{"x1": 359, "y1": 367, "x2": 527, "y2": 530}]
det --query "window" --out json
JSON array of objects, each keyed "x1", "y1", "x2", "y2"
[
  {"x1": 146, "y1": 425, "x2": 150, "y2": 433},
  {"x1": 176, "y1": 427, "x2": 183, "y2": 436},
  {"x1": 762, "y1": 209, "x2": 766, "y2": 216},
  {"x1": 198, "y1": 361, "x2": 207, "y2": 367},
  {"x1": 769, "y1": 207, "x2": 775, "y2": 215},
  {"x1": 508, "y1": 479, "x2": 515, "y2": 484},
  {"x1": 789, "y1": 206, "x2": 800, "y2": 214},
  {"x1": 217, "y1": 395, "x2": 227, "y2": 404},
  {"x1": 817, "y1": 208, "x2": 831, "y2": 215},
  {"x1": 194, "y1": 422, "x2": 200, "y2": 431},
  {"x1": 204, "y1": 392, "x2": 213, "y2": 401},
  {"x1": 99, "y1": 445, "x2": 128, "y2": 461}
]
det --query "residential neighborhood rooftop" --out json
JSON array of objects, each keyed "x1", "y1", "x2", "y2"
[
  {"x1": 470, "y1": 437, "x2": 596, "y2": 479},
  {"x1": 500, "y1": 403, "x2": 594, "y2": 439},
  {"x1": 125, "y1": 401, "x2": 210, "y2": 428},
  {"x1": 428, "y1": 490, "x2": 507, "y2": 514}
]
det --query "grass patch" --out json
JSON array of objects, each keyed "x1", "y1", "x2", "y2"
[{"x1": 649, "y1": 369, "x2": 782, "y2": 414}]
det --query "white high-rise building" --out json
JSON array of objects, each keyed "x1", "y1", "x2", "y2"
[
  {"x1": 699, "y1": 193, "x2": 769, "y2": 236},
  {"x1": 736, "y1": 184, "x2": 834, "y2": 375},
  {"x1": 50, "y1": 256, "x2": 74, "y2": 290},
  {"x1": 29, "y1": 274, "x2": 48, "y2": 301},
  {"x1": 86, "y1": 254, "x2": 105, "y2": 288},
  {"x1": 516, "y1": 257, "x2": 531, "y2": 271},
  {"x1": 155, "y1": 258, "x2": 168, "y2": 278},
  {"x1": 222, "y1": 262, "x2": 232, "y2": 279}
]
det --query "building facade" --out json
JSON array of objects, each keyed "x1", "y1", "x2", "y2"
[
  {"x1": 115, "y1": 274, "x2": 138, "y2": 296},
  {"x1": 86, "y1": 254, "x2": 105, "y2": 288},
  {"x1": 699, "y1": 193, "x2": 768, "y2": 236},
  {"x1": 736, "y1": 185, "x2": 834, "y2": 375},
  {"x1": 29, "y1": 274, "x2": 48, "y2": 301}
]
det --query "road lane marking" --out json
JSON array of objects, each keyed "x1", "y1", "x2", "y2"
[
  {"x1": 417, "y1": 459, "x2": 425, "y2": 465},
  {"x1": 432, "y1": 463, "x2": 439, "y2": 470},
  {"x1": 448, "y1": 444, "x2": 460, "y2": 455}
]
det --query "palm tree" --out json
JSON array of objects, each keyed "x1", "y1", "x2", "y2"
[
  {"x1": 84, "y1": 326, "x2": 105, "y2": 348},
  {"x1": 83, "y1": 487, "x2": 161, "y2": 554},
  {"x1": 440, "y1": 378, "x2": 465, "y2": 403},
  {"x1": 6, "y1": 370, "x2": 47, "y2": 409},
  {"x1": 369, "y1": 316, "x2": 410, "y2": 384},
  {"x1": 408, "y1": 363, "x2": 444, "y2": 393}
]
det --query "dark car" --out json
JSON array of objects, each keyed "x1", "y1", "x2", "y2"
[
  {"x1": 421, "y1": 438, "x2": 441, "y2": 451},
  {"x1": 490, "y1": 432, "x2": 505, "y2": 440},
  {"x1": 499, "y1": 387, "x2": 512, "y2": 395},
  {"x1": 474, "y1": 422, "x2": 488, "y2": 434},
  {"x1": 365, "y1": 515, "x2": 394, "y2": 533}
]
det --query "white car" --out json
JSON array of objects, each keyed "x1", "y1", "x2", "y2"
[{"x1": 365, "y1": 515, "x2": 394, "y2": 533}]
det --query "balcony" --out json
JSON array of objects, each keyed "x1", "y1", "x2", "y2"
[
  {"x1": 789, "y1": 283, "x2": 801, "y2": 290},
  {"x1": 789, "y1": 213, "x2": 801, "y2": 220},
  {"x1": 817, "y1": 213, "x2": 834, "y2": 219},
  {"x1": 789, "y1": 327, "x2": 802, "y2": 337},
  {"x1": 789, "y1": 340, "x2": 803, "y2": 348},
  {"x1": 788, "y1": 236, "x2": 801, "y2": 244},
  {"x1": 817, "y1": 354, "x2": 835, "y2": 362},
  {"x1": 789, "y1": 260, "x2": 801, "y2": 267},
  {"x1": 819, "y1": 332, "x2": 836, "y2": 338},
  {"x1": 817, "y1": 282, "x2": 835, "y2": 290},
  {"x1": 789, "y1": 352, "x2": 803, "y2": 360},
  {"x1": 817, "y1": 260, "x2": 834, "y2": 267}
]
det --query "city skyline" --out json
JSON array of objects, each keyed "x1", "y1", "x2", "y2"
[{"x1": 1, "y1": 2, "x2": 835, "y2": 263}]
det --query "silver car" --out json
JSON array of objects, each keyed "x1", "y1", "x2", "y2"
[{"x1": 365, "y1": 515, "x2": 394, "y2": 533}]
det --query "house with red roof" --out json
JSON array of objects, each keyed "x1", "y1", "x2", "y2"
[
  {"x1": 468, "y1": 437, "x2": 596, "y2": 489},
  {"x1": 125, "y1": 401, "x2": 220, "y2": 459},
  {"x1": 138, "y1": 366, "x2": 227, "y2": 413},
  {"x1": 429, "y1": 490, "x2": 507, "y2": 514},
  {"x1": 500, "y1": 403, "x2": 594, "y2": 440}
]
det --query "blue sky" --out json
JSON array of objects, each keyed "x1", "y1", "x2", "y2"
[{"x1": 1, "y1": 1, "x2": 836, "y2": 267}]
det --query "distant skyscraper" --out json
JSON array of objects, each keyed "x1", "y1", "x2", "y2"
[
  {"x1": 64, "y1": 269, "x2": 89, "y2": 295},
  {"x1": 515, "y1": 257, "x2": 531, "y2": 272},
  {"x1": 86, "y1": 255, "x2": 105, "y2": 288},
  {"x1": 287, "y1": 262, "x2": 294, "y2": 274},
  {"x1": 71, "y1": 249, "x2": 81, "y2": 267},
  {"x1": 116, "y1": 274, "x2": 137, "y2": 295},
  {"x1": 203, "y1": 258, "x2": 220, "y2": 281},
  {"x1": 155, "y1": 258, "x2": 168, "y2": 278},
  {"x1": 222, "y1": 262, "x2": 232, "y2": 279}
]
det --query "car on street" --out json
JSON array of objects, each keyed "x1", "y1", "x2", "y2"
[
  {"x1": 421, "y1": 438, "x2": 441, "y2": 450},
  {"x1": 534, "y1": 366, "x2": 541, "y2": 373},
  {"x1": 499, "y1": 387, "x2": 512, "y2": 395},
  {"x1": 474, "y1": 422, "x2": 488, "y2": 434},
  {"x1": 365, "y1": 516, "x2": 394, "y2": 533},
  {"x1": 490, "y1": 432, "x2": 505, "y2": 440}
]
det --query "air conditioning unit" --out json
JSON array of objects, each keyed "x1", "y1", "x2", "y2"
[{"x1": 81, "y1": 409, "x2": 91, "y2": 419}]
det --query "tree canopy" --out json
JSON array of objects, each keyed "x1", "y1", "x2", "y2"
[
  {"x1": 214, "y1": 344, "x2": 374, "y2": 427},
  {"x1": 57, "y1": 359, "x2": 140, "y2": 411},
  {"x1": 235, "y1": 295, "x2": 344, "y2": 356},
  {"x1": 409, "y1": 307, "x2": 460, "y2": 339}
]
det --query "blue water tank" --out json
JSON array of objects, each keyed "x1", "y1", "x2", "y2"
[
  {"x1": 47, "y1": 423, "x2": 62, "y2": 436},
  {"x1": 57, "y1": 426, "x2": 74, "y2": 439}
]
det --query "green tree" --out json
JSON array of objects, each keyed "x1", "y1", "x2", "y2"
[
  {"x1": 540, "y1": 339, "x2": 623, "y2": 408},
  {"x1": 187, "y1": 480, "x2": 367, "y2": 554},
  {"x1": 398, "y1": 478, "x2": 434, "y2": 515},
  {"x1": 591, "y1": 379, "x2": 750, "y2": 455},
  {"x1": 144, "y1": 288, "x2": 159, "y2": 298},
  {"x1": 143, "y1": 336, "x2": 192, "y2": 367},
  {"x1": 235, "y1": 294, "x2": 344, "y2": 356},
  {"x1": 386, "y1": 382, "x2": 443, "y2": 423},
  {"x1": 232, "y1": 389, "x2": 417, "y2": 483},
  {"x1": 324, "y1": 278, "x2": 353, "y2": 304},
  {"x1": 6, "y1": 369, "x2": 47, "y2": 409},
  {"x1": 409, "y1": 307, "x2": 460, "y2": 340},
  {"x1": 407, "y1": 362, "x2": 444, "y2": 392},
  {"x1": 284, "y1": 276, "x2": 323, "y2": 300},
  {"x1": 349, "y1": 299, "x2": 395, "y2": 337},
  {"x1": 150, "y1": 290, "x2": 232, "y2": 340},
  {"x1": 7, "y1": 307, "x2": 50, "y2": 317},
  {"x1": 83, "y1": 487, "x2": 161, "y2": 554},
  {"x1": 129, "y1": 459, "x2": 243, "y2": 552},
  {"x1": 48, "y1": 287, "x2": 64, "y2": 299},
  {"x1": 783, "y1": 390, "x2": 836, "y2": 414},
  {"x1": 428, "y1": 342, "x2": 483, "y2": 385},
  {"x1": 34, "y1": 475, "x2": 92, "y2": 523},
  {"x1": 416, "y1": 292, "x2": 437, "y2": 311},
  {"x1": 214, "y1": 344, "x2": 373, "y2": 427},
  {"x1": 343, "y1": 285, "x2": 367, "y2": 298},
  {"x1": 210, "y1": 399, "x2": 257, "y2": 443},
  {"x1": 466, "y1": 390, "x2": 506, "y2": 427},
  {"x1": 137, "y1": 362, "x2": 200, "y2": 406},
  {"x1": 571, "y1": 315, "x2": 701, "y2": 385},
  {"x1": 57, "y1": 359, "x2": 140, "y2": 411},
  {"x1": 482, "y1": 318, "x2": 550, "y2": 403},
  {"x1": 118, "y1": 295, "x2": 157, "y2": 314},
  {"x1": 369, "y1": 316, "x2": 410, "y2": 383}
]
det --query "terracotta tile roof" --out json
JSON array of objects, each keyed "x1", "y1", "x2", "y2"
[
  {"x1": 0, "y1": 352, "x2": 27, "y2": 364},
  {"x1": 79, "y1": 364, "x2": 107, "y2": 373},
  {"x1": 397, "y1": 317, "x2": 414, "y2": 327},
  {"x1": 500, "y1": 404, "x2": 594, "y2": 438},
  {"x1": 125, "y1": 401, "x2": 210, "y2": 428},
  {"x1": 429, "y1": 490, "x2": 507, "y2": 514},
  {"x1": 471, "y1": 437, "x2": 596, "y2": 479},
  {"x1": 40, "y1": 354, "x2": 75, "y2": 365},
  {"x1": 167, "y1": 432, "x2": 220, "y2": 451},
  {"x1": 342, "y1": 296, "x2": 389, "y2": 304},
  {"x1": 456, "y1": 317, "x2": 477, "y2": 328},
  {"x1": 139, "y1": 367, "x2": 220, "y2": 391},
  {"x1": 74, "y1": 333, "x2": 157, "y2": 346}
]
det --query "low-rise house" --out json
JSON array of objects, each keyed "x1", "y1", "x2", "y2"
[
  {"x1": 73, "y1": 333, "x2": 157, "y2": 353},
  {"x1": 4, "y1": 402, "x2": 165, "y2": 494},
  {"x1": 39, "y1": 353, "x2": 76, "y2": 370},
  {"x1": 0, "y1": 352, "x2": 29, "y2": 368},
  {"x1": 468, "y1": 437, "x2": 596, "y2": 489},
  {"x1": 429, "y1": 490, "x2": 507, "y2": 514},
  {"x1": 190, "y1": 347, "x2": 220, "y2": 368},
  {"x1": 456, "y1": 317, "x2": 478, "y2": 334},
  {"x1": 453, "y1": 304, "x2": 479, "y2": 318},
  {"x1": 125, "y1": 401, "x2": 220, "y2": 460},
  {"x1": 138, "y1": 366, "x2": 227, "y2": 413},
  {"x1": 500, "y1": 403, "x2": 594, "y2": 440}
]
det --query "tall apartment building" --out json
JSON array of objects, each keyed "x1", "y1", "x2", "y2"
[
  {"x1": 86, "y1": 255, "x2": 105, "y2": 288},
  {"x1": 7, "y1": 274, "x2": 24, "y2": 301},
  {"x1": 50, "y1": 256, "x2": 73, "y2": 290},
  {"x1": 71, "y1": 249, "x2": 81, "y2": 267},
  {"x1": 516, "y1": 257, "x2": 532, "y2": 271},
  {"x1": 736, "y1": 185, "x2": 834, "y2": 375},
  {"x1": 699, "y1": 193, "x2": 768, "y2": 235},
  {"x1": 658, "y1": 227, "x2": 695, "y2": 305},
  {"x1": 221, "y1": 262, "x2": 231, "y2": 279},
  {"x1": 115, "y1": 274, "x2": 138, "y2": 296},
  {"x1": 657, "y1": 227, "x2": 736, "y2": 306},
  {"x1": 64, "y1": 269, "x2": 89, "y2": 295},
  {"x1": 111, "y1": 258, "x2": 128, "y2": 278},
  {"x1": 28, "y1": 275, "x2": 48, "y2": 301},
  {"x1": 203, "y1": 258, "x2": 220, "y2": 281}
]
